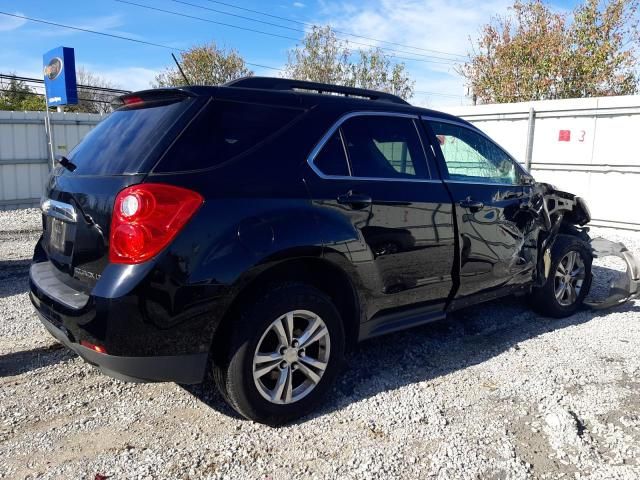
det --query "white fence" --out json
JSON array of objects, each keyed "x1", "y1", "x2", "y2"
[
  {"x1": 441, "y1": 95, "x2": 640, "y2": 231},
  {"x1": 0, "y1": 111, "x2": 104, "y2": 210}
]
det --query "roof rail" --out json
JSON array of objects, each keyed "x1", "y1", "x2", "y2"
[{"x1": 224, "y1": 76, "x2": 410, "y2": 105}]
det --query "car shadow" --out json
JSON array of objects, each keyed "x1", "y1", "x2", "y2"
[
  {"x1": 182, "y1": 265, "x2": 639, "y2": 425},
  {"x1": 0, "y1": 343, "x2": 73, "y2": 377},
  {"x1": 0, "y1": 259, "x2": 31, "y2": 299}
]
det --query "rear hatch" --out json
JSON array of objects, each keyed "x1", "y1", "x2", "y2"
[{"x1": 40, "y1": 90, "x2": 201, "y2": 294}]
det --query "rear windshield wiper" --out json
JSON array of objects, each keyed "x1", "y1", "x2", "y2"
[{"x1": 55, "y1": 155, "x2": 77, "y2": 172}]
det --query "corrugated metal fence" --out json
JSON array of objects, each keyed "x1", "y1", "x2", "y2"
[
  {"x1": 0, "y1": 110, "x2": 104, "y2": 210},
  {"x1": 442, "y1": 95, "x2": 640, "y2": 231}
]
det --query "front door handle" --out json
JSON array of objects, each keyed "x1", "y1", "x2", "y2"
[
  {"x1": 337, "y1": 191, "x2": 372, "y2": 210},
  {"x1": 459, "y1": 198, "x2": 485, "y2": 211}
]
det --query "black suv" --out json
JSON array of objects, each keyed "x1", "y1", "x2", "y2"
[{"x1": 30, "y1": 77, "x2": 594, "y2": 425}]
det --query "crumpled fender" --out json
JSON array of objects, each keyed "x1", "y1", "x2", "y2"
[
  {"x1": 584, "y1": 237, "x2": 640, "y2": 309},
  {"x1": 528, "y1": 183, "x2": 639, "y2": 310}
]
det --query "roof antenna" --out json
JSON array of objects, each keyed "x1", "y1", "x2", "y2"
[{"x1": 171, "y1": 53, "x2": 191, "y2": 86}]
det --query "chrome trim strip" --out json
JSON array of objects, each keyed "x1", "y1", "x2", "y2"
[
  {"x1": 337, "y1": 128, "x2": 353, "y2": 176},
  {"x1": 444, "y1": 179, "x2": 522, "y2": 187},
  {"x1": 307, "y1": 111, "x2": 440, "y2": 183},
  {"x1": 421, "y1": 115, "x2": 484, "y2": 132},
  {"x1": 41, "y1": 198, "x2": 77, "y2": 223}
]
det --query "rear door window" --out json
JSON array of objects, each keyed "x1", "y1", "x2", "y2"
[
  {"x1": 340, "y1": 115, "x2": 429, "y2": 179},
  {"x1": 66, "y1": 99, "x2": 194, "y2": 176},
  {"x1": 156, "y1": 100, "x2": 304, "y2": 172}
]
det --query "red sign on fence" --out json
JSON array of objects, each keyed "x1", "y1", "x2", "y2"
[{"x1": 558, "y1": 130, "x2": 571, "y2": 142}]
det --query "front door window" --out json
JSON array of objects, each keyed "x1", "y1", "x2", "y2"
[{"x1": 429, "y1": 121, "x2": 520, "y2": 184}]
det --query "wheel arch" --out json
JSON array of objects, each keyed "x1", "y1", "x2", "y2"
[{"x1": 210, "y1": 256, "x2": 362, "y2": 365}]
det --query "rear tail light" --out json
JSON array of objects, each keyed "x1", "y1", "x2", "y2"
[{"x1": 110, "y1": 183, "x2": 203, "y2": 264}]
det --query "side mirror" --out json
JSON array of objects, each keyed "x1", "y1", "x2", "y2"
[{"x1": 521, "y1": 174, "x2": 535, "y2": 186}]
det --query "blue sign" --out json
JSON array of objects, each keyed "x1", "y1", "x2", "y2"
[{"x1": 43, "y1": 47, "x2": 78, "y2": 106}]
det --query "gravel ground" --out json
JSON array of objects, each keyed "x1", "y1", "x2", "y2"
[{"x1": 1, "y1": 208, "x2": 639, "y2": 480}]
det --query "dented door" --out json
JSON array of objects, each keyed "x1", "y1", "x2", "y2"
[{"x1": 424, "y1": 118, "x2": 536, "y2": 299}]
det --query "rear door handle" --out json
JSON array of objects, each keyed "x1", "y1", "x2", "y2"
[
  {"x1": 459, "y1": 198, "x2": 484, "y2": 210},
  {"x1": 337, "y1": 191, "x2": 372, "y2": 210}
]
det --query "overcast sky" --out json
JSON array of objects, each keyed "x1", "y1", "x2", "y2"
[{"x1": 0, "y1": 0, "x2": 577, "y2": 107}]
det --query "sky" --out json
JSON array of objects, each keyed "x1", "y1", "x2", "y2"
[{"x1": 0, "y1": 0, "x2": 578, "y2": 107}]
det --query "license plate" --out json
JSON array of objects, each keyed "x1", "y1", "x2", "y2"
[
  {"x1": 46, "y1": 216, "x2": 76, "y2": 260},
  {"x1": 50, "y1": 217, "x2": 67, "y2": 252}
]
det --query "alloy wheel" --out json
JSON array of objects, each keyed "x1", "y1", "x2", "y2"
[
  {"x1": 554, "y1": 250, "x2": 586, "y2": 307},
  {"x1": 252, "y1": 310, "x2": 331, "y2": 404}
]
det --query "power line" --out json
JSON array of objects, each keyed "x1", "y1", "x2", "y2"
[
  {"x1": 0, "y1": 88, "x2": 114, "y2": 104},
  {"x1": 115, "y1": 0, "x2": 460, "y2": 66},
  {"x1": 116, "y1": 1, "x2": 300, "y2": 42},
  {"x1": 0, "y1": 12, "x2": 467, "y2": 101},
  {"x1": 414, "y1": 90, "x2": 466, "y2": 98},
  {"x1": 200, "y1": 0, "x2": 467, "y2": 59},
  {"x1": 0, "y1": 73, "x2": 131, "y2": 94},
  {"x1": 169, "y1": 0, "x2": 462, "y2": 63},
  {"x1": 0, "y1": 11, "x2": 283, "y2": 72}
]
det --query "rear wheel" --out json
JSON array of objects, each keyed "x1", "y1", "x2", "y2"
[
  {"x1": 214, "y1": 283, "x2": 345, "y2": 425},
  {"x1": 530, "y1": 234, "x2": 592, "y2": 318}
]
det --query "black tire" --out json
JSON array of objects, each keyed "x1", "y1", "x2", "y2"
[
  {"x1": 530, "y1": 234, "x2": 592, "y2": 318},
  {"x1": 213, "y1": 283, "x2": 345, "y2": 426}
]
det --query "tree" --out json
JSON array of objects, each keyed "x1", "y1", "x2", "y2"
[
  {"x1": 0, "y1": 69, "x2": 122, "y2": 113},
  {"x1": 0, "y1": 76, "x2": 45, "y2": 111},
  {"x1": 73, "y1": 67, "x2": 121, "y2": 115},
  {"x1": 566, "y1": 0, "x2": 639, "y2": 97},
  {"x1": 154, "y1": 43, "x2": 253, "y2": 87},
  {"x1": 284, "y1": 26, "x2": 415, "y2": 100},
  {"x1": 461, "y1": 0, "x2": 640, "y2": 103}
]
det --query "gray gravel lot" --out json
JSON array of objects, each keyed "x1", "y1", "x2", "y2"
[{"x1": 1, "y1": 208, "x2": 639, "y2": 479}]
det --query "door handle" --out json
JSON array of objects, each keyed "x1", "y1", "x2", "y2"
[
  {"x1": 459, "y1": 198, "x2": 484, "y2": 211},
  {"x1": 337, "y1": 191, "x2": 372, "y2": 210}
]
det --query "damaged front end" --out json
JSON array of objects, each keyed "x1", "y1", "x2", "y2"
[
  {"x1": 584, "y1": 238, "x2": 640, "y2": 309},
  {"x1": 527, "y1": 182, "x2": 640, "y2": 309}
]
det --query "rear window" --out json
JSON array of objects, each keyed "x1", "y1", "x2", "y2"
[
  {"x1": 155, "y1": 100, "x2": 304, "y2": 172},
  {"x1": 66, "y1": 99, "x2": 193, "y2": 176}
]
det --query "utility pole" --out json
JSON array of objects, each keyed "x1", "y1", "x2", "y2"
[{"x1": 43, "y1": 97, "x2": 56, "y2": 170}]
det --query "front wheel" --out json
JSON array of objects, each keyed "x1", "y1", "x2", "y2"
[
  {"x1": 530, "y1": 234, "x2": 592, "y2": 318},
  {"x1": 214, "y1": 283, "x2": 345, "y2": 426}
]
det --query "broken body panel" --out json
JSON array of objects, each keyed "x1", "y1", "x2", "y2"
[{"x1": 529, "y1": 182, "x2": 639, "y2": 308}]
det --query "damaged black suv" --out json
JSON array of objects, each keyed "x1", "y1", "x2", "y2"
[{"x1": 31, "y1": 77, "x2": 631, "y2": 425}]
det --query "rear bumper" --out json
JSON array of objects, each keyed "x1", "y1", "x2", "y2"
[
  {"x1": 35, "y1": 309, "x2": 208, "y2": 384},
  {"x1": 28, "y1": 258, "x2": 217, "y2": 384}
]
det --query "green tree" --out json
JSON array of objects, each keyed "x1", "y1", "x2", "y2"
[
  {"x1": 284, "y1": 26, "x2": 415, "y2": 100},
  {"x1": 0, "y1": 76, "x2": 45, "y2": 111},
  {"x1": 154, "y1": 43, "x2": 253, "y2": 87},
  {"x1": 566, "y1": 0, "x2": 639, "y2": 97},
  {"x1": 0, "y1": 69, "x2": 123, "y2": 113},
  {"x1": 462, "y1": 0, "x2": 640, "y2": 103}
]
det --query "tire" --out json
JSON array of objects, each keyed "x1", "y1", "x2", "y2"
[
  {"x1": 530, "y1": 234, "x2": 592, "y2": 318},
  {"x1": 213, "y1": 283, "x2": 345, "y2": 426}
]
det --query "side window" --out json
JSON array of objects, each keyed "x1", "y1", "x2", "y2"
[
  {"x1": 313, "y1": 131, "x2": 349, "y2": 176},
  {"x1": 428, "y1": 121, "x2": 520, "y2": 184},
  {"x1": 156, "y1": 100, "x2": 303, "y2": 172},
  {"x1": 341, "y1": 115, "x2": 428, "y2": 179}
]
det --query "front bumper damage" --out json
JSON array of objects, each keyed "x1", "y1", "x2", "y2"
[
  {"x1": 585, "y1": 238, "x2": 640, "y2": 309},
  {"x1": 530, "y1": 182, "x2": 639, "y2": 310}
]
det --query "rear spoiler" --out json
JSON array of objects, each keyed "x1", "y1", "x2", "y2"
[{"x1": 112, "y1": 88, "x2": 195, "y2": 109}]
